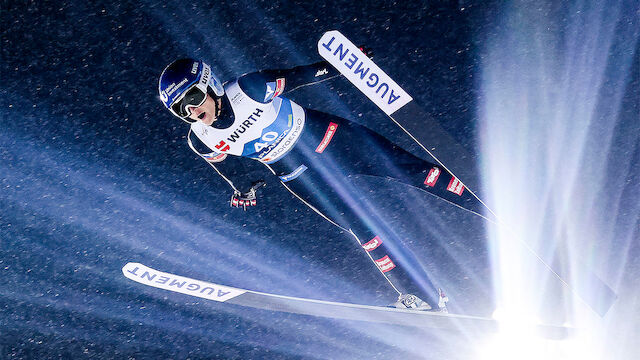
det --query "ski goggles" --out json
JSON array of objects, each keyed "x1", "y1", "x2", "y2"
[{"x1": 170, "y1": 84, "x2": 207, "y2": 119}]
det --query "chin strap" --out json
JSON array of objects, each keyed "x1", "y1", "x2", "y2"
[{"x1": 187, "y1": 128, "x2": 239, "y2": 193}]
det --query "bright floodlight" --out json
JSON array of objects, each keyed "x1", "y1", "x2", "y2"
[{"x1": 476, "y1": 0, "x2": 638, "y2": 359}]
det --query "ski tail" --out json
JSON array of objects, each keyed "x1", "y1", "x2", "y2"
[{"x1": 122, "y1": 262, "x2": 573, "y2": 339}]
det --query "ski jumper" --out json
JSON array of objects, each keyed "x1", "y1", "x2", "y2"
[{"x1": 188, "y1": 61, "x2": 482, "y2": 307}]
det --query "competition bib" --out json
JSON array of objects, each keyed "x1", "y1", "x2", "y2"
[{"x1": 191, "y1": 80, "x2": 305, "y2": 163}]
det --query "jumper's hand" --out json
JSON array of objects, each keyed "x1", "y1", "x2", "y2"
[{"x1": 230, "y1": 180, "x2": 266, "y2": 210}]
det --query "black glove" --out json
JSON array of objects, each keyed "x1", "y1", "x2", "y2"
[
  {"x1": 230, "y1": 180, "x2": 266, "y2": 210},
  {"x1": 358, "y1": 45, "x2": 374, "y2": 59}
]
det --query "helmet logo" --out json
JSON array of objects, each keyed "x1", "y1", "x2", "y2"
[
  {"x1": 200, "y1": 67, "x2": 211, "y2": 87},
  {"x1": 191, "y1": 62, "x2": 199, "y2": 74},
  {"x1": 160, "y1": 91, "x2": 168, "y2": 103}
]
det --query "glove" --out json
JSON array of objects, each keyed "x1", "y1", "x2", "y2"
[
  {"x1": 230, "y1": 180, "x2": 266, "y2": 210},
  {"x1": 358, "y1": 45, "x2": 374, "y2": 59}
]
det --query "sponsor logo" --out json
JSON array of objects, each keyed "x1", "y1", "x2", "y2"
[
  {"x1": 362, "y1": 236, "x2": 382, "y2": 252},
  {"x1": 191, "y1": 62, "x2": 199, "y2": 74},
  {"x1": 315, "y1": 68, "x2": 329, "y2": 77},
  {"x1": 424, "y1": 167, "x2": 441, "y2": 187},
  {"x1": 162, "y1": 78, "x2": 189, "y2": 101},
  {"x1": 273, "y1": 78, "x2": 285, "y2": 97},
  {"x1": 279, "y1": 164, "x2": 308, "y2": 182},
  {"x1": 315, "y1": 122, "x2": 338, "y2": 153},
  {"x1": 199, "y1": 63, "x2": 211, "y2": 88},
  {"x1": 227, "y1": 108, "x2": 264, "y2": 143},
  {"x1": 256, "y1": 129, "x2": 289, "y2": 156},
  {"x1": 123, "y1": 263, "x2": 244, "y2": 302},
  {"x1": 318, "y1": 31, "x2": 413, "y2": 115},
  {"x1": 215, "y1": 140, "x2": 230, "y2": 152},
  {"x1": 446, "y1": 177, "x2": 465, "y2": 196},
  {"x1": 260, "y1": 117, "x2": 304, "y2": 163},
  {"x1": 374, "y1": 255, "x2": 396, "y2": 273}
]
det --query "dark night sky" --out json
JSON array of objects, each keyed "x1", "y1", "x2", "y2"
[{"x1": 1, "y1": 0, "x2": 638, "y2": 359}]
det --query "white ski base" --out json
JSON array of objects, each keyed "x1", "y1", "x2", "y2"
[{"x1": 122, "y1": 263, "x2": 571, "y2": 339}]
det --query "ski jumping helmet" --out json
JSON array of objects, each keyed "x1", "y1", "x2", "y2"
[{"x1": 158, "y1": 58, "x2": 225, "y2": 123}]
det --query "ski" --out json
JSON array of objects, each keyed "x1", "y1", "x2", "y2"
[
  {"x1": 317, "y1": 30, "x2": 617, "y2": 316},
  {"x1": 317, "y1": 30, "x2": 481, "y2": 194},
  {"x1": 122, "y1": 262, "x2": 571, "y2": 339}
]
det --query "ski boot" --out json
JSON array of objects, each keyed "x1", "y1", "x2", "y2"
[
  {"x1": 392, "y1": 294, "x2": 432, "y2": 311},
  {"x1": 437, "y1": 288, "x2": 449, "y2": 313}
]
